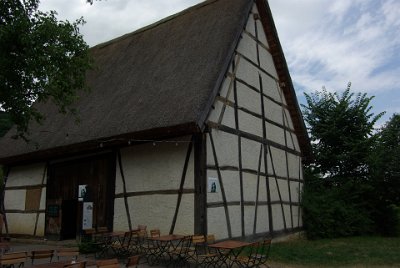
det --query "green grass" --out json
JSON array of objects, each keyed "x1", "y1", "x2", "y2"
[{"x1": 269, "y1": 236, "x2": 400, "y2": 267}]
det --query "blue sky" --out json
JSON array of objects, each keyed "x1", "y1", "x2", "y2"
[{"x1": 41, "y1": 0, "x2": 400, "y2": 126}]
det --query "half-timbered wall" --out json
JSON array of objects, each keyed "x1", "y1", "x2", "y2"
[
  {"x1": 114, "y1": 136, "x2": 195, "y2": 235},
  {"x1": 3, "y1": 163, "x2": 47, "y2": 236},
  {"x1": 206, "y1": 4, "x2": 303, "y2": 239}
]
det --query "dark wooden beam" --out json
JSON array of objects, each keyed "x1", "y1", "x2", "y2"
[
  {"x1": 117, "y1": 150, "x2": 132, "y2": 230},
  {"x1": 233, "y1": 58, "x2": 245, "y2": 237},
  {"x1": 194, "y1": 133, "x2": 207, "y2": 235},
  {"x1": 170, "y1": 138, "x2": 193, "y2": 234},
  {"x1": 208, "y1": 130, "x2": 232, "y2": 238}
]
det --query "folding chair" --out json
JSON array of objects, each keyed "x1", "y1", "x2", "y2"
[
  {"x1": 236, "y1": 239, "x2": 271, "y2": 268},
  {"x1": 125, "y1": 255, "x2": 140, "y2": 268}
]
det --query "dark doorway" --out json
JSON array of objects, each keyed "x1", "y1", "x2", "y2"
[
  {"x1": 45, "y1": 153, "x2": 116, "y2": 240},
  {"x1": 60, "y1": 200, "x2": 78, "y2": 240}
]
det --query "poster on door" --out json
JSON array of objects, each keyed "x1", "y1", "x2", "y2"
[{"x1": 82, "y1": 202, "x2": 93, "y2": 230}]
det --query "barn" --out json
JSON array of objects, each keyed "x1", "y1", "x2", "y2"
[{"x1": 0, "y1": 0, "x2": 311, "y2": 240}]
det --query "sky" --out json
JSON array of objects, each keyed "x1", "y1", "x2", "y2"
[{"x1": 40, "y1": 0, "x2": 400, "y2": 126}]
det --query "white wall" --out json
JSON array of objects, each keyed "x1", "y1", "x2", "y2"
[
  {"x1": 114, "y1": 136, "x2": 195, "y2": 235},
  {"x1": 206, "y1": 3, "x2": 303, "y2": 239},
  {"x1": 4, "y1": 163, "x2": 46, "y2": 236}
]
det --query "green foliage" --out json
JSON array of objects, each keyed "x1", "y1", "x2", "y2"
[
  {"x1": 302, "y1": 83, "x2": 384, "y2": 182},
  {"x1": 78, "y1": 240, "x2": 99, "y2": 254},
  {"x1": 302, "y1": 170, "x2": 373, "y2": 239},
  {"x1": 301, "y1": 84, "x2": 384, "y2": 238},
  {"x1": 0, "y1": 112, "x2": 12, "y2": 137},
  {"x1": 369, "y1": 114, "x2": 400, "y2": 236},
  {"x1": 0, "y1": 0, "x2": 92, "y2": 138}
]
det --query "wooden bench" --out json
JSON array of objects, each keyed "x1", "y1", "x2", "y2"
[{"x1": 0, "y1": 251, "x2": 27, "y2": 268}]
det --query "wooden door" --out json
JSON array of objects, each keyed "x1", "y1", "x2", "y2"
[{"x1": 46, "y1": 153, "x2": 116, "y2": 239}]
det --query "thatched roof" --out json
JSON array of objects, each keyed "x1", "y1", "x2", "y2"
[{"x1": 0, "y1": 0, "x2": 311, "y2": 164}]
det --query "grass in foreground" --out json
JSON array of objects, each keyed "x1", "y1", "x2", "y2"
[{"x1": 269, "y1": 236, "x2": 400, "y2": 267}]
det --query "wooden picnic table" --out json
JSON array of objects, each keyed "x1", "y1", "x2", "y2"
[{"x1": 208, "y1": 240, "x2": 251, "y2": 267}]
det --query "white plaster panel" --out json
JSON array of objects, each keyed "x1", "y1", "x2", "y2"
[
  {"x1": 219, "y1": 170, "x2": 240, "y2": 203},
  {"x1": 242, "y1": 173, "x2": 258, "y2": 203},
  {"x1": 219, "y1": 76, "x2": 233, "y2": 101},
  {"x1": 207, "y1": 207, "x2": 228, "y2": 239},
  {"x1": 283, "y1": 204, "x2": 292, "y2": 229},
  {"x1": 208, "y1": 131, "x2": 238, "y2": 167},
  {"x1": 172, "y1": 194, "x2": 195, "y2": 235},
  {"x1": 283, "y1": 109, "x2": 294, "y2": 129},
  {"x1": 238, "y1": 111, "x2": 263, "y2": 138},
  {"x1": 237, "y1": 83, "x2": 261, "y2": 115},
  {"x1": 292, "y1": 205, "x2": 303, "y2": 228},
  {"x1": 237, "y1": 32, "x2": 258, "y2": 65},
  {"x1": 207, "y1": 99, "x2": 224, "y2": 123},
  {"x1": 285, "y1": 131, "x2": 298, "y2": 151},
  {"x1": 269, "y1": 178, "x2": 289, "y2": 202},
  {"x1": 255, "y1": 205, "x2": 269, "y2": 233},
  {"x1": 40, "y1": 188, "x2": 46, "y2": 210},
  {"x1": 113, "y1": 198, "x2": 129, "y2": 231},
  {"x1": 229, "y1": 206, "x2": 242, "y2": 238},
  {"x1": 4, "y1": 190, "x2": 25, "y2": 210},
  {"x1": 36, "y1": 213, "x2": 45, "y2": 236},
  {"x1": 246, "y1": 11, "x2": 256, "y2": 36},
  {"x1": 259, "y1": 48, "x2": 278, "y2": 79},
  {"x1": 127, "y1": 194, "x2": 193, "y2": 236},
  {"x1": 255, "y1": 19, "x2": 269, "y2": 49},
  {"x1": 287, "y1": 154, "x2": 300, "y2": 179},
  {"x1": 241, "y1": 138, "x2": 262, "y2": 172},
  {"x1": 7, "y1": 213, "x2": 37, "y2": 235},
  {"x1": 255, "y1": 176, "x2": 268, "y2": 203},
  {"x1": 264, "y1": 98, "x2": 283, "y2": 125},
  {"x1": 290, "y1": 181, "x2": 302, "y2": 203},
  {"x1": 244, "y1": 205, "x2": 255, "y2": 236},
  {"x1": 7, "y1": 163, "x2": 45, "y2": 186},
  {"x1": 268, "y1": 147, "x2": 287, "y2": 178},
  {"x1": 261, "y1": 73, "x2": 280, "y2": 101},
  {"x1": 272, "y1": 204, "x2": 285, "y2": 231},
  {"x1": 236, "y1": 58, "x2": 259, "y2": 90},
  {"x1": 221, "y1": 106, "x2": 236, "y2": 130},
  {"x1": 265, "y1": 122, "x2": 285, "y2": 146},
  {"x1": 116, "y1": 138, "x2": 194, "y2": 194}
]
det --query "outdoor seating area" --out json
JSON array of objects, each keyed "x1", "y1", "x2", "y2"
[
  {"x1": 0, "y1": 225, "x2": 271, "y2": 267},
  {"x1": 78, "y1": 225, "x2": 271, "y2": 267}
]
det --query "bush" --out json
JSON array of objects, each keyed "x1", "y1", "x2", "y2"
[
  {"x1": 302, "y1": 172, "x2": 374, "y2": 239},
  {"x1": 78, "y1": 241, "x2": 99, "y2": 254},
  {"x1": 376, "y1": 205, "x2": 400, "y2": 237}
]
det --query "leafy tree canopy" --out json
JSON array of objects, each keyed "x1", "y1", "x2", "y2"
[
  {"x1": 0, "y1": 0, "x2": 92, "y2": 138},
  {"x1": 302, "y1": 83, "x2": 384, "y2": 182}
]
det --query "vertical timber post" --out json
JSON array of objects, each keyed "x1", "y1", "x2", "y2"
[{"x1": 194, "y1": 132, "x2": 207, "y2": 235}]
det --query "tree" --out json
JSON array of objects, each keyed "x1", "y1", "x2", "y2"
[
  {"x1": 0, "y1": 0, "x2": 92, "y2": 138},
  {"x1": 302, "y1": 83, "x2": 384, "y2": 183},
  {"x1": 369, "y1": 114, "x2": 400, "y2": 235},
  {"x1": 0, "y1": 112, "x2": 12, "y2": 137},
  {"x1": 301, "y1": 83, "x2": 384, "y2": 238}
]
